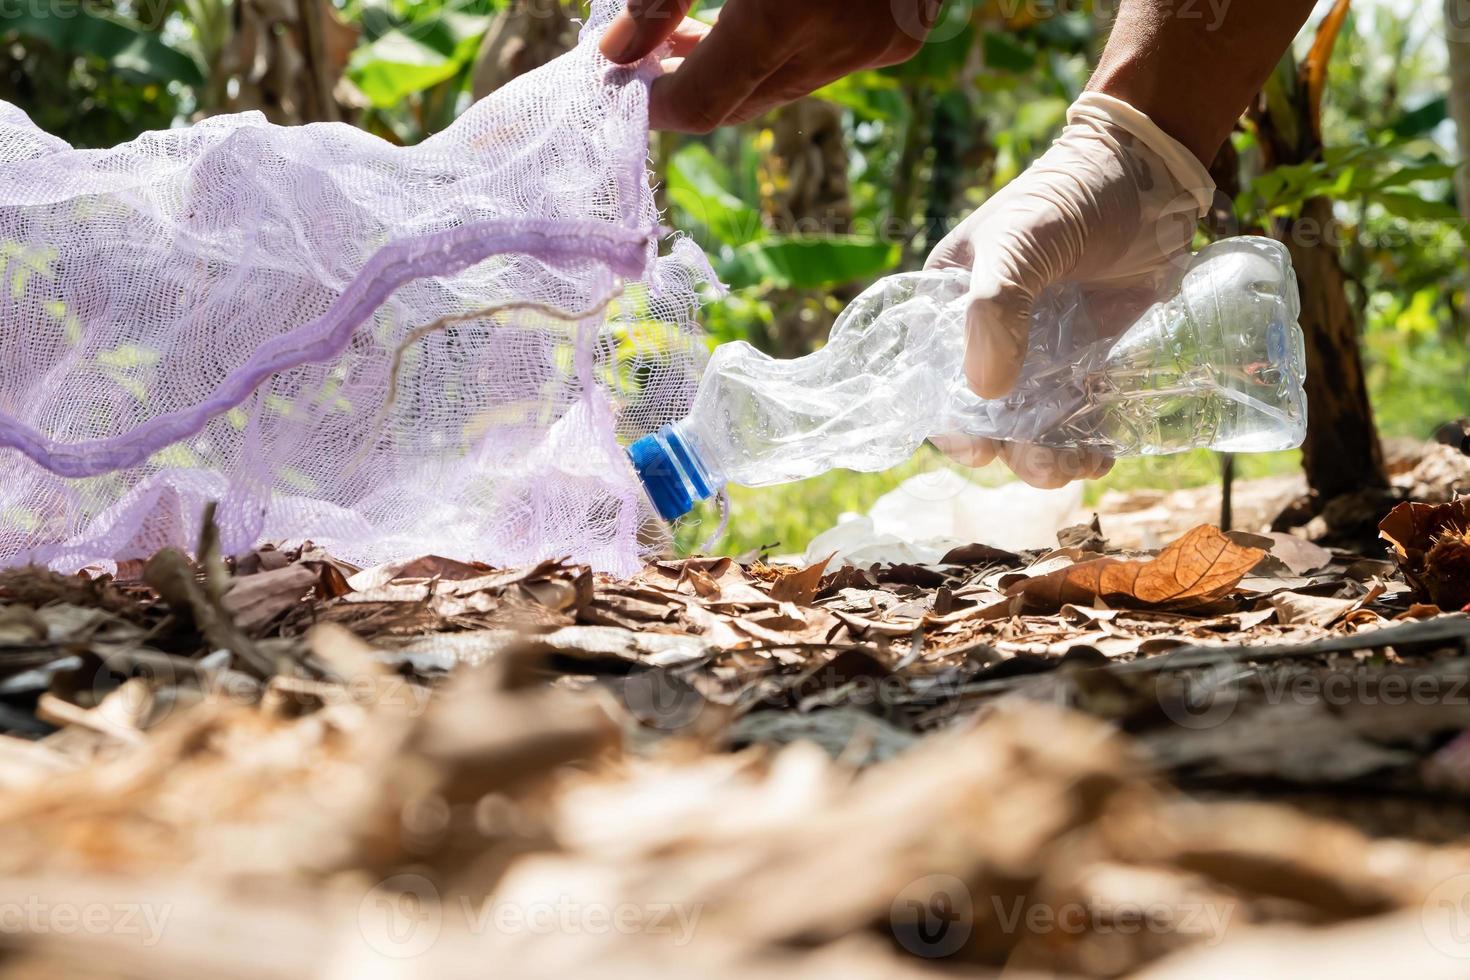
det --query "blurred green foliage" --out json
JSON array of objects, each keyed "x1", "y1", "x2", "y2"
[
  {"x1": 0, "y1": 0, "x2": 201, "y2": 146},
  {"x1": 2, "y1": 0, "x2": 1462, "y2": 556},
  {"x1": 342, "y1": 0, "x2": 498, "y2": 142}
]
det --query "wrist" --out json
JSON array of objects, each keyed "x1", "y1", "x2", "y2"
[
  {"x1": 1067, "y1": 92, "x2": 1216, "y2": 218},
  {"x1": 1086, "y1": 66, "x2": 1230, "y2": 166}
]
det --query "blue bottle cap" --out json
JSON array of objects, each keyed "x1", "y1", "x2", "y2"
[{"x1": 627, "y1": 423, "x2": 715, "y2": 522}]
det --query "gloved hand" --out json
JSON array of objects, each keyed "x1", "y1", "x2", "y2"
[{"x1": 925, "y1": 91, "x2": 1215, "y2": 488}]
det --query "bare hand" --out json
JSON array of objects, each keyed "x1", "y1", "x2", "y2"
[{"x1": 600, "y1": 0, "x2": 940, "y2": 132}]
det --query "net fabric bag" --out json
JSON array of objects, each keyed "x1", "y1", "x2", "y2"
[{"x1": 0, "y1": 1, "x2": 712, "y2": 575}]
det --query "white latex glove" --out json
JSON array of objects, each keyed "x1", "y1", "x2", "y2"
[{"x1": 926, "y1": 92, "x2": 1215, "y2": 488}]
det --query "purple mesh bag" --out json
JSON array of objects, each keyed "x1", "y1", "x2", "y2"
[{"x1": 0, "y1": 1, "x2": 714, "y2": 575}]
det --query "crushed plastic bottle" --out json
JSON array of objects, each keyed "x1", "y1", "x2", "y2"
[{"x1": 628, "y1": 236, "x2": 1306, "y2": 522}]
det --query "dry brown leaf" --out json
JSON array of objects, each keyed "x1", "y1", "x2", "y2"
[
  {"x1": 641, "y1": 557, "x2": 774, "y2": 607},
  {"x1": 829, "y1": 609, "x2": 919, "y2": 638},
  {"x1": 518, "y1": 571, "x2": 592, "y2": 614},
  {"x1": 221, "y1": 563, "x2": 317, "y2": 633},
  {"x1": 346, "y1": 555, "x2": 494, "y2": 590},
  {"x1": 686, "y1": 566, "x2": 723, "y2": 598},
  {"x1": 1271, "y1": 583, "x2": 1387, "y2": 629},
  {"x1": 938, "y1": 542, "x2": 1021, "y2": 566},
  {"x1": 1057, "y1": 514, "x2": 1107, "y2": 551},
  {"x1": 8, "y1": 506, "x2": 1470, "y2": 980},
  {"x1": 1378, "y1": 497, "x2": 1470, "y2": 611},
  {"x1": 742, "y1": 609, "x2": 809, "y2": 632},
  {"x1": 768, "y1": 554, "x2": 834, "y2": 605},
  {"x1": 581, "y1": 592, "x2": 676, "y2": 627},
  {"x1": 1262, "y1": 533, "x2": 1334, "y2": 576},
  {"x1": 996, "y1": 553, "x2": 1082, "y2": 592},
  {"x1": 1269, "y1": 591, "x2": 1360, "y2": 628},
  {"x1": 434, "y1": 562, "x2": 573, "y2": 597},
  {"x1": 1006, "y1": 525, "x2": 1265, "y2": 613},
  {"x1": 295, "y1": 544, "x2": 360, "y2": 600},
  {"x1": 1229, "y1": 530, "x2": 1334, "y2": 576},
  {"x1": 307, "y1": 622, "x2": 389, "y2": 680},
  {"x1": 145, "y1": 549, "x2": 275, "y2": 678},
  {"x1": 924, "y1": 594, "x2": 1014, "y2": 627},
  {"x1": 341, "y1": 581, "x2": 432, "y2": 604},
  {"x1": 233, "y1": 544, "x2": 292, "y2": 575}
]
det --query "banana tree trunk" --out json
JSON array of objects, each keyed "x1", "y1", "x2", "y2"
[
  {"x1": 1253, "y1": 5, "x2": 1387, "y2": 504},
  {"x1": 216, "y1": 0, "x2": 359, "y2": 124},
  {"x1": 1281, "y1": 196, "x2": 1386, "y2": 497},
  {"x1": 471, "y1": 0, "x2": 578, "y2": 100},
  {"x1": 761, "y1": 98, "x2": 855, "y2": 357},
  {"x1": 1447, "y1": 0, "x2": 1470, "y2": 220}
]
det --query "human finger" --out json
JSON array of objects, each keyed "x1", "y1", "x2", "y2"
[
  {"x1": 601, "y1": 0, "x2": 699, "y2": 64},
  {"x1": 647, "y1": 3, "x2": 794, "y2": 132}
]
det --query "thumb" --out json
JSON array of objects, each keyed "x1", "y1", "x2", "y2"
[
  {"x1": 962, "y1": 235, "x2": 1046, "y2": 400},
  {"x1": 601, "y1": 0, "x2": 699, "y2": 63}
]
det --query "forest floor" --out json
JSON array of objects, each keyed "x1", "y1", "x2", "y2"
[{"x1": 1, "y1": 442, "x2": 1469, "y2": 977}]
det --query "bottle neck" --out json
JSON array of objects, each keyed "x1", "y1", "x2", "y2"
[
  {"x1": 626, "y1": 419, "x2": 722, "y2": 522},
  {"x1": 664, "y1": 417, "x2": 721, "y2": 503}
]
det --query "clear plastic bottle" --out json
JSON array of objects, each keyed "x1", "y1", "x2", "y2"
[{"x1": 628, "y1": 236, "x2": 1306, "y2": 521}]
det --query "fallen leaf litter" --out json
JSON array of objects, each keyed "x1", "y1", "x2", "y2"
[{"x1": 0, "y1": 484, "x2": 1469, "y2": 976}]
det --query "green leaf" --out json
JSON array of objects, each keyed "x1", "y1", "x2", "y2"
[
  {"x1": 901, "y1": 26, "x2": 975, "y2": 84},
  {"x1": 1389, "y1": 97, "x2": 1448, "y2": 140},
  {"x1": 1013, "y1": 96, "x2": 1068, "y2": 141},
  {"x1": 1260, "y1": 56, "x2": 1301, "y2": 155},
  {"x1": 982, "y1": 31, "x2": 1035, "y2": 73},
  {"x1": 1392, "y1": 286, "x2": 1440, "y2": 337},
  {"x1": 887, "y1": 1, "x2": 975, "y2": 85},
  {"x1": 717, "y1": 237, "x2": 899, "y2": 291},
  {"x1": 1326, "y1": 166, "x2": 1358, "y2": 198},
  {"x1": 810, "y1": 71, "x2": 905, "y2": 120},
  {"x1": 1367, "y1": 192, "x2": 1463, "y2": 222},
  {"x1": 3, "y1": 8, "x2": 205, "y2": 86},
  {"x1": 347, "y1": 12, "x2": 490, "y2": 107},
  {"x1": 351, "y1": 39, "x2": 458, "y2": 107},
  {"x1": 1369, "y1": 161, "x2": 1458, "y2": 192},
  {"x1": 666, "y1": 144, "x2": 766, "y2": 248},
  {"x1": 1046, "y1": 49, "x2": 1088, "y2": 100},
  {"x1": 1033, "y1": 10, "x2": 1094, "y2": 49}
]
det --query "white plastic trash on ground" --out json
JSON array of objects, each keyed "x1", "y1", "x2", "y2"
[{"x1": 801, "y1": 469, "x2": 1084, "y2": 567}]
